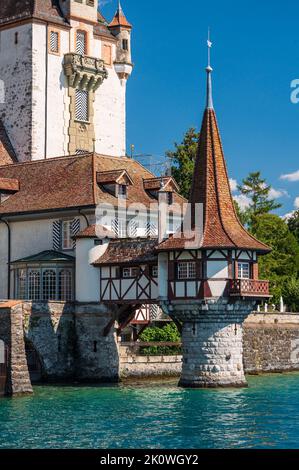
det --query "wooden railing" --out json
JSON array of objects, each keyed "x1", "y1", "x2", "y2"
[{"x1": 229, "y1": 279, "x2": 270, "y2": 298}]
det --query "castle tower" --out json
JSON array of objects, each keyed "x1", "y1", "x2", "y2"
[
  {"x1": 157, "y1": 38, "x2": 271, "y2": 388},
  {"x1": 0, "y1": 0, "x2": 132, "y2": 163},
  {"x1": 108, "y1": 2, "x2": 133, "y2": 84}
]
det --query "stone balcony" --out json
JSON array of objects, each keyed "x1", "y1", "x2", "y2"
[
  {"x1": 63, "y1": 53, "x2": 108, "y2": 92},
  {"x1": 229, "y1": 279, "x2": 271, "y2": 299}
]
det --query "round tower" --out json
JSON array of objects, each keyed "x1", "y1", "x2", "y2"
[
  {"x1": 108, "y1": 1, "x2": 133, "y2": 83},
  {"x1": 157, "y1": 37, "x2": 271, "y2": 388}
]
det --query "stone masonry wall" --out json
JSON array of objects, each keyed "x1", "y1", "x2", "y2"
[
  {"x1": 23, "y1": 301, "x2": 76, "y2": 381},
  {"x1": 0, "y1": 301, "x2": 33, "y2": 396},
  {"x1": 243, "y1": 314, "x2": 299, "y2": 373},
  {"x1": 119, "y1": 345, "x2": 182, "y2": 379}
]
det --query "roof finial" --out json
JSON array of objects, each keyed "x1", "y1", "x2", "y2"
[
  {"x1": 206, "y1": 28, "x2": 214, "y2": 109},
  {"x1": 118, "y1": 1, "x2": 123, "y2": 14}
]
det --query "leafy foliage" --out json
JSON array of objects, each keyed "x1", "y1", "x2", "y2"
[
  {"x1": 237, "y1": 171, "x2": 282, "y2": 231},
  {"x1": 167, "y1": 128, "x2": 199, "y2": 199},
  {"x1": 288, "y1": 210, "x2": 299, "y2": 244},
  {"x1": 139, "y1": 323, "x2": 181, "y2": 356},
  {"x1": 253, "y1": 214, "x2": 299, "y2": 304},
  {"x1": 282, "y1": 277, "x2": 299, "y2": 312}
]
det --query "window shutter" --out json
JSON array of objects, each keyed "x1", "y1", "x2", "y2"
[
  {"x1": 50, "y1": 31, "x2": 59, "y2": 53},
  {"x1": 75, "y1": 89, "x2": 88, "y2": 122},
  {"x1": 76, "y1": 31, "x2": 86, "y2": 55},
  {"x1": 111, "y1": 219, "x2": 118, "y2": 236},
  {"x1": 146, "y1": 222, "x2": 157, "y2": 237},
  {"x1": 53, "y1": 221, "x2": 62, "y2": 251},
  {"x1": 71, "y1": 218, "x2": 81, "y2": 249}
]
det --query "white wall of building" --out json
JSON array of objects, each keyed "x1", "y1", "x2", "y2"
[
  {"x1": 76, "y1": 238, "x2": 109, "y2": 302},
  {"x1": 0, "y1": 24, "x2": 33, "y2": 162}
]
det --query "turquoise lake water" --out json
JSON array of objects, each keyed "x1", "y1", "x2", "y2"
[{"x1": 1, "y1": 374, "x2": 299, "y2": 449}]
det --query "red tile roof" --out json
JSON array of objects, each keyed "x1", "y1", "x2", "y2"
[
  {"x1": 75, "y1": 224, "x2": 115, "y2": 239},
  {"x1": 0, "y1": 177, "x2": 19, "y2": 192},
  {"x1": 108, "y1": 5, "x2": 132, "y2": 29},
  {"x1": 93, "y1": 238, "x2": 158, "y2": 266},
  {"x1": 97, "y1": 169, "x2": 133, "y2": 185},
  {"x1": 158, "y1": 109, "x2": 271, "y2": 253},
  {"x1": 0, "y1": 0, "x2": 67, "y2": 27},
  {"x1": 143, "y1": 177, "x2": 179, "y2": 193},
  {"x1": 0, "y1": 120, "x2": 18, "y2": 165},
  {"x1": 0, "y1": 153, "x2": 185, "y2": 216}
]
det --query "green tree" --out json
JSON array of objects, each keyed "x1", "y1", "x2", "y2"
[
  {"x1": 282, "y1": 277, "x2": 299, "y2": 312},
  {"x1": 139, "y1": 323, "x2": 181, "y2": 356},
  {"x1": 167, "y1": 128, "x2": 199, "y2": 199},
  {"x1": 237, "y1": 172, "x2": 282, "y2": 230},
  {"x1": 253, "y1": 214, "x2": 299, "y2": 303},
  {"x1": 288, "y1": 210, "x2": 299, "y2": 244}
]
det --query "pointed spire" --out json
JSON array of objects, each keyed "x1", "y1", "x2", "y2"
[
  {"x1": 108, "y1": 1, "x2": 132, "y2": 29},
  {"x1": 206, "y1": 29, "x2": 214, "y2": 109},
  {"x1": 158, "y1": 36, "x2": 271, "y2": 254}
]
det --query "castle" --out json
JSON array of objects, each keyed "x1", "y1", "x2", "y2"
[{"x1": 0, "y1": 1, "x2": 270, "y2": 396}]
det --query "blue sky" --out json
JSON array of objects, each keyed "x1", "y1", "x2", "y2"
[{"x1": 100, "y1": 0, "x2": 299, "y2": 216}]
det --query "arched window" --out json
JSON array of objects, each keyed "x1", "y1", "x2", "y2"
[
  {"x1": 59, "y1": 269, "x2": 73, "y2": 301},
  {"x1": 42, "y1": 270, "x2": 56, "y2": 301},
  {"x1": 28, "y1": 270, "x2": 41, "y2": 301}
]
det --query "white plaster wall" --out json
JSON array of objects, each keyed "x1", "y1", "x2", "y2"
[
  {"x1": 76, "y1": 238, "x2": 109, "y2": 302},
  {"x1": 207, "y1": 260, "x2": 228, "y2": 279},
  {"x1": 94, "y1": 64, "x2": 126, "y2": 157},
  {"x1": 0, "y1": 24, "x2": 33, "y2": 162}
]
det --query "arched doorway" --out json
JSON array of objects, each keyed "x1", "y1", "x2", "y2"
[
  {"x1": 25, "y1": 341, "x2": 42, "y2": 383},
  {"x1": 0, "y1": 339, "x2": 9, "y2": 397}
]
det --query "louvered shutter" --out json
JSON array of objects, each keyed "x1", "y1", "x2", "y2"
[
  {"x1": 75, "y1": 89, "x2": 88, "y2": 122},
  {"x1": 53, "y1": 221, "x2": 62, "y2": 251},
  {"x1": 146, "y1": 222, "x2": 158, "y2": 237},
  {"x1": 76, "y1": 31, "x2": 86, "y2": 55},
  {"x1": 71, "y1": 218, "x2": 81, "y2": 249},
  {"x1": 50, "y1": 31, "x2": 59, "y2": 53},
  {"x1": 128, "y1": 220, "x2": 138, "y2": 238},
  {"x1": 111, "y1": 219, "x2": 118, "y2": 237}
]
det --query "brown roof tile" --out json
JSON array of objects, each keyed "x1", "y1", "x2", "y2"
[
  {"x1": 0, "y1": 0, "x2": 66, "y2": 27},
  {"x1": 97, "y1": 169, "x2": 133, "y2": 185},
  {"x1": 75, "y1": 224, "x2": 115, "y2": 239},
  {"x1": 158, "y1": 109, "x2": 271, "y2": 254},
  {"x1": 0, "y1": 153, "x2": 186, "y2": 216},
  {"x1": 0, "y1": 177, "x2": 19, "y2": 192},
  {"x1": 108, "y1": 5, "x2": 132, "y2": 29},
  {"x1": 94, "y1": 238, "x2": 158, "y2": 266}
]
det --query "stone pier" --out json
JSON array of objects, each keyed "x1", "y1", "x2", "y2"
[
  {"x1": 169, "y1": 299, "x2": 256, "y2": 388},
  {"x1": 0, "y1": 302, "x2": 33, "y2": 396}
]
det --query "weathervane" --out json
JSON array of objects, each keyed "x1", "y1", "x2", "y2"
[{"x1": 206, "y1": 28, "x2": 214, "y2": 109}]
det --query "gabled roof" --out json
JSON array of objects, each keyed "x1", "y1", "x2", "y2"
[
  {"x1": 97, "y1": 169, "x2": 133, "y2": 185},
  {"x1": 0, "y1": 153, "x2": 186, "y2": 216},
  {"x1": 93, "y1": 238, "x2": 158, "y2": 266},
  {"x1": 11, "y1": 250, "x2": 75, "y2": 264},
  {"x1": 143, "y1": 176, "x2": 179, "y2": 193},
  {"x1": 158, "y1": 68, "x2": 271, "y2": 254},
  {"x1": 0, "y1": 0, "x2": 67, "y2": 27},
  {"x1": 0, "y1": 120, "x2": 18, "y2": 165},
  {"x1": 108, "y1": 3, "x2": 132, "y2": 30}
]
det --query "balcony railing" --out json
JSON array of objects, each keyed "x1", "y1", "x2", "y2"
[
  {"x1": 229, "y1": 279, "x2": 270, "y2": 298},
  {"x1": 64, "y1": 53, "x2": 108, "y2": 91}
]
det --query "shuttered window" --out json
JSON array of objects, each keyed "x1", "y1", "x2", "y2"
[
  {"x1": 75, "y1": 89, "x2": 89, "y2": 122},
  {"x1": 50, "y1": 31, "x2": 59, "y2": 53},
  {"x1": 76, "y1": 30, "x2": 87, "y2": 55}
]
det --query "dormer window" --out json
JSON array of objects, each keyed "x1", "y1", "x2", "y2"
[
  {"x1": 0, "y1": 177, "x2": 19, "y2": 203},
  {"x1": 97, "y1": 170, "x2": 133, "y2": 198}
]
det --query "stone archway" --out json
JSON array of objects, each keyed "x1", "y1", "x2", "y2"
[{"x1": 25, "y1": 340, "x2": 43, "y2": 384}]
